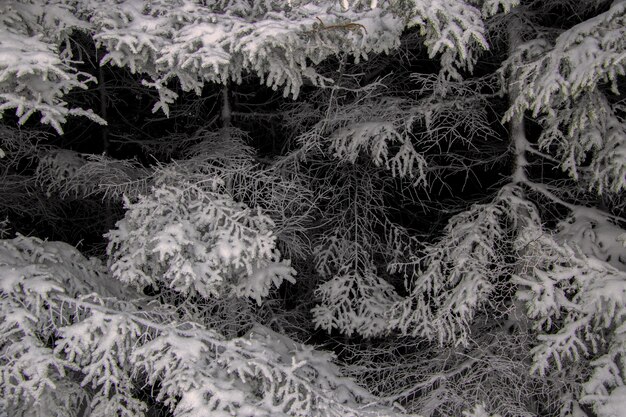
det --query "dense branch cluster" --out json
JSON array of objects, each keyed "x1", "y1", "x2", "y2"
[{"x1": 1, "y1": 1, "x2": 625, "y2": 417}]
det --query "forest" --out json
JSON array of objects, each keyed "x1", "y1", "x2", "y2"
[{"x1": 0, "y1": 1, "x2": 625, "y2": 416}]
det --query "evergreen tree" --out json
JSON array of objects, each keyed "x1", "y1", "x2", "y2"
[{"x1": 1, "y1": 1, "x2": 624, "y2": 417}]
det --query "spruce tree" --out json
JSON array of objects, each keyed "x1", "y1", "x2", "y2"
[{"x1": 1, "y1": 1, "x2": 624, "y2": 417}]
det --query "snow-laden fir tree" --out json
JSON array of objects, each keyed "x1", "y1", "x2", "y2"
[
  {"x1": 380, "y1": 1, "x2": 626, "y2": 415},
  {"x1": 1, "y1": 1, "x2": 625, "y2": 417}
]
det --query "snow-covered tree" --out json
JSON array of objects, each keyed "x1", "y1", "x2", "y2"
[
  {"x1": 380, "y1": 1, "x2": 626, "y2": 415},
  {"x1": 1, "y1": 233, "x2": 409, "y2": 417},
  {"x1": 1, "y1": 0, "x2": 625, "y2": 417}
]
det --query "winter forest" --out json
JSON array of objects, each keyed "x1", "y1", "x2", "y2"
[{"x1": 1, "y1": 0, "x2": 625, "y2": 416}]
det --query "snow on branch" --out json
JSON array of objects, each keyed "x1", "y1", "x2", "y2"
[
  {"x1": 0, "y1": 235, "x2": 410, "y2": 417},
  {"x1": 513, "y1": 223, "x2": 626, "y2": 417},
  {"x1": 313, "y1": 264, "x2": 401, "y2": 337},
  {"x1": 0, "y1": 0, "x2": 495, "y2": 132},
  {"x1": 405, "y1": 0, "x2": 489, "y2": 79},
  {"x1": 503, "y1": 0, "x2": 626, "y2": 118},
  {"x1": 536, "y1": 92, "x2": 626, "y2": 194},
  {"x1": 0, "y1": 235, "x2": 132, "y2": 416},
  {"x1": 389, "y1": 186, "x2": 539, "y2": 345},
  {"x1": 312, "y1": 221, "x2": 403, "y2": 337},
  {"x1": 501, "y1": 0, "x2": 626, "y2": 195},
  {"x1": 469, "y1": 0, "x2": 519, "y2": 17},
  {"x1": 308, "y1": 164, "x2": 412, "y2": 338},
  {"x1": 313, "y1": 96, "x2": 428, "y2": 185},
  {"x1": 106, "y1": 171, "x2": 296, "y2": 304},
  {"x1": 0, "y1": 1, "x2": 104, "y2": 133},
  {"x1": 90, "y1": 0, "x2": 404, "y2": 104},
  {"x1": 35, "y1": 149, "x2": 150, "y2": 200},
  {"x1": 88, "y1": 0, "x2": 490, "y2": 112}
]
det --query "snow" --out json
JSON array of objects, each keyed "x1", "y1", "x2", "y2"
[
  {"x1": 1, "y1": 1, "x2": 625, "y2": 417},
  {"x1": 595, "y1": 386, "x2": 626, "y2": 417},
  {"x1": 558, "y1": 213, "x2": 626, "y2": 271}
]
